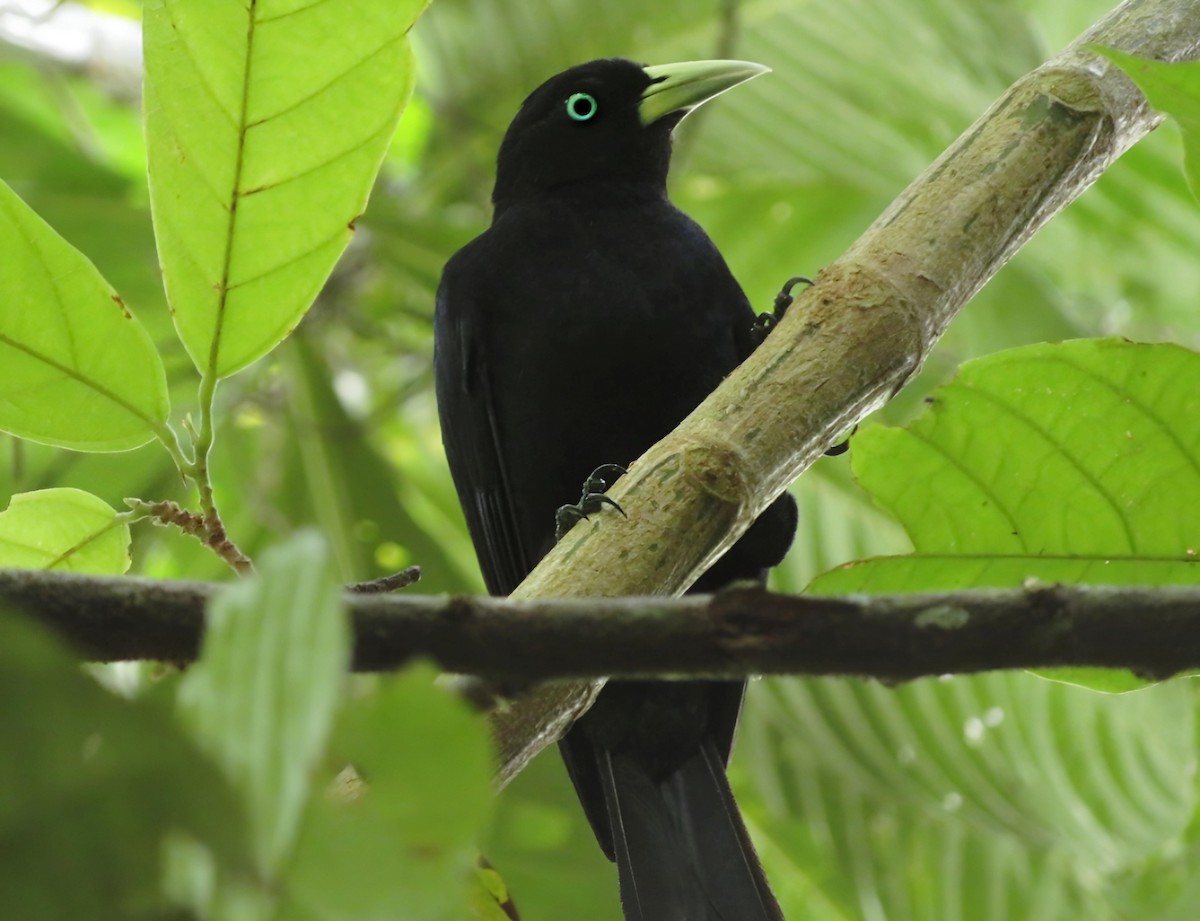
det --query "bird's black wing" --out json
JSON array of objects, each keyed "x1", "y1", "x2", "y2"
[{"x1": 433, "y1": 244, "x2": 533, "y2": 596}]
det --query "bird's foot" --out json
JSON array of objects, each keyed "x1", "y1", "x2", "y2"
[
  {"x1": 751, "y1": 275, "x2": 814, "y2": 345},
  {"x1": 555, "y1": 463, "x2": 628, "y2": 541}
]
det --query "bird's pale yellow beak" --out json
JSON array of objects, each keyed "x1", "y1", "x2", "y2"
[{"x1": 638, "y1": 59, "x2": 769, "y2": 126}]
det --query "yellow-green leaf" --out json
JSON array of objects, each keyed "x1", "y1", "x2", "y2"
[
  {"x1": 823, "y1": 339, "x2": 1200, "y2": 588},
  {"x1": 815, "y1": 338, "x2": 1200, "y2": 691},
  {"x1": 144, "y1": 0, "x2": 427, "y2": 379},
  {"x1": 1093, "y1": 47, "x2": 1200, "y2": 203},
  {"x1": 0, "y1": 488, "x2": 131, "y2": 574},
  {"x1": 0, "y1": 180, "x2": 170, "y2": 451}
]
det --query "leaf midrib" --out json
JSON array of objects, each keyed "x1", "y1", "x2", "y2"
[{"x1": 206, "y1": 0, "x2": 260, "y2": 381}]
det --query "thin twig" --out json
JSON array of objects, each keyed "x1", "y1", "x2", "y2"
[{"x1": 347, "y1": 567, "x2": 423, "y2": 594}]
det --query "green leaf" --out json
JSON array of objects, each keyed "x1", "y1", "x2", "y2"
[
  {"x1": 0, "y1": 610, "x2": 248, "y2": 920},
  {"x1": 281, "y1": 663, "x2": 493, "y2": 920},
  {"x1": 818, "y1": 556, "x2": 1199, "y2": 594},
  {"x1": 819, "y1": 339, "x2": 1200, "y2": 589},
  {"x1": 144, "y1": 0, "x2": 427, "y2": 379},
  {"x1": 0, "y1": 487, "x2": 131, "y2": 574},
  {"x1": 1093, "y1": 47, "x2": 1200, "y2": 203},
  {"x1": 814, "y1": 338, "x2": 1200, "y2": 692},
  {"x1": 177, "y1": 531, "x2": 348, "y2": 876},
  {"x1": 0, "y1": 178, "x2": 170, "y2": 451},
  {"x1": 471, "y1": 864, "x2": 518, "y2": 921}
]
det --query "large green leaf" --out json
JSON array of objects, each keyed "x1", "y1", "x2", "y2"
[
  {"x1": 816, "y1": 339, "x2": 1200, "y2": 593},
  {"x1": 177, "y1": 531, "x2": 348, "y2": 876},
  {"x1": 0, "y1": 610, "x2": 248, "y2": 920},
  {"x1": 0, "y1": 487, "x2": 131, "y2": 574},
  {"x1": 143, "y1": 0, "x2": 427, "y2": 378},
  {"x1": 0, "y1": 179, "x2": 170, "y2": 452}
]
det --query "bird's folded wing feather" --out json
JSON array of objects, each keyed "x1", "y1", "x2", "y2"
[{"x1": 434, "y1": 284, "x2": 532, "y2": 596}]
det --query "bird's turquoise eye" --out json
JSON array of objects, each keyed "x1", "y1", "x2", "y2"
[{"x1": 566, "y1": 92, "x2": 598, "y2": 121}]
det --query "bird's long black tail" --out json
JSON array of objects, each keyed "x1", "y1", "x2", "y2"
[{"x1": 597, "y1": 735, "x2": 784, "y2": 921}]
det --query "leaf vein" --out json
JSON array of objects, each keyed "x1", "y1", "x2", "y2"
[
  {"x1": 1041, "y1": 353, "x2": 1200, "y2": 482},
  {"x1": 903, "y1": 425, "x2": 1024, "y2": 548},
  {"x1": 227, "y1": 225, "x2": 347, "y2": 292},
  {"x1": 257, "y1": 0, "x2": 340, "y2": 25},
  {"x1": 207, "y1": 0, "x2": 260, "y2": 378},
  {"x1": 160, "y1": 0, "x2": 241, "y2": 128},
  {"x1": 244, "y1": 30, "x2": 407, "y2": 129},
  {"x1": 241, "y1": 115, "x2": 396, "y2": 196},
  {"x1": 0, "y1": 333, "x2": 157, "y2": 430},
  {"x1": 961, "y1": 383, "x2": 1138, "y2": 552}
]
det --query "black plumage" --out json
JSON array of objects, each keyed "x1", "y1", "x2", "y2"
[{"x1": 434, "y1": 57, "x2": 794, "y2": 921}]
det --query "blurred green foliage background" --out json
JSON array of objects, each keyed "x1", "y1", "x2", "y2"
[{"x1": 2, "y1": 0, "x2": 1198, "y2": 918}]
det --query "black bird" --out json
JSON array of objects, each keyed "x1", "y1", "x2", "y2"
[{"x1": 434, "y1": 58, "x2": 795, "y2": 921}]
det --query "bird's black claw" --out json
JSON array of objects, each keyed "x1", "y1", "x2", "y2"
[
  {"x1": 751, "y1": 275, "x2": 814, "y2": 346},
  {"x1": 555, "y1": 464, "x2": 628, "y2": 541},
  {"x1": 774, "y1": 275, "x2": 814, "y2": 313},
  {"x1": 581, "y1": 462, "x2": 627, "y2": 496},
  {"x1": 750, "y1": 313, "x2": 776, "y2": 346}
]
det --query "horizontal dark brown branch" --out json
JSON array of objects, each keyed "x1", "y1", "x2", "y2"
[{"x1": 4, "y1": 568, "x2": 1197, "y2": 684}]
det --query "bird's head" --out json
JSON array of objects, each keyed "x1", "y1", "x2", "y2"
[{"x1": 492, "y1": 58, "x2": 768, "y2": 211}]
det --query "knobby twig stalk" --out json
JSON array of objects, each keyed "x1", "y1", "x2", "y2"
[
  {"x1": 126, "y1": 498, "x2": 253, "y2": 575},
  {"x1": 485, "y1": 0, "x2": 1200, "y2": 785},
  {"x1": 136, "y1": 373, "x2": 253, "y2": 575}
]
